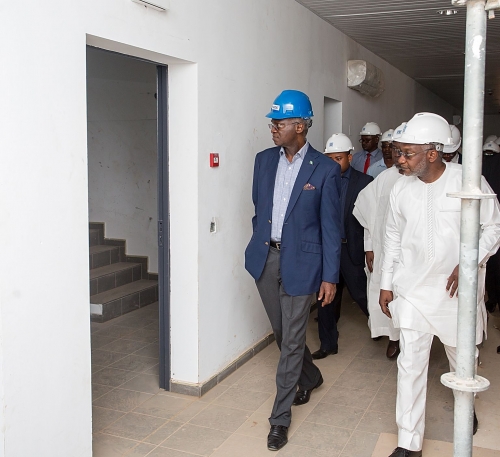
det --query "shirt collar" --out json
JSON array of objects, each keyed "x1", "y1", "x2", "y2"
[
  {"x1": 342, "y1": 166, "x2": 352, "y2": 179},
  {"x1": 279, "y1": 141, "x2": 309, "y2": 159}
]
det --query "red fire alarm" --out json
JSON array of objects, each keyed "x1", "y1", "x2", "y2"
[{"x1": 210, "y1": 153, "x2": 220, "y2": 167}]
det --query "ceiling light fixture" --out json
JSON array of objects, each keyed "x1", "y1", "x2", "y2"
[{"x1": 437, "y1": 9, "x2": 458, "y2": 15}]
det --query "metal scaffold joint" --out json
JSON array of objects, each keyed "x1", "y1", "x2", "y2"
[{"x1": 441, "y1": 372, "x2": 490, "y2": 392}]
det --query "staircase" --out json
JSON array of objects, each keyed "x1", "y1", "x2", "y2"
[{"x1": 89, "y1": 223, "x2": 158, "y2": 323}]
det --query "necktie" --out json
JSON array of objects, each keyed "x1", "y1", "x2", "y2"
[{"x1": 363, "y1": 152, "x2": 371, "y2": 174}]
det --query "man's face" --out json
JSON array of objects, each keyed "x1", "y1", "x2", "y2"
[
  {"x1": 269, "y1": 118, "x2": 304, "y2": 147},
  {"x1": 382, "y1": 141, "x2": 393, "y2": 159},
  {"x1": 325, "y1": 151, "x2": 352, "y2": 173},
  {"x1": 393, "y1": 142, "x2": 430, "y2": 177},
  {"x1": 360, "y1": 135, "x2": 379, "y2": 153},
  {"x1": 442, "y1": 151, "x2": 457, "y2": 162}
]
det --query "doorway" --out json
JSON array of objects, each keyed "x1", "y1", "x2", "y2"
[
  {"x1": 323, "y1": 97, "x2": 343, "y2": 146},
  {"x1": 86, "y1": 46, "x2": 170, "y2": 391}
]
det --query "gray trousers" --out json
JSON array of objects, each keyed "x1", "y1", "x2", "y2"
[{"x1": 256, "y1": 247, "x2": 322, "y2": 427}]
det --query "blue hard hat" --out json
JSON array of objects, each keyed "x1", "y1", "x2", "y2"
[{"x1": 265, "y1": 90, "x2": 314, "y2": 120}]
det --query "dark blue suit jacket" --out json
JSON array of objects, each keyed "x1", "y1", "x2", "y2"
[{"x1": 245, "y1": 145, "x2": 342, "y2": 296}]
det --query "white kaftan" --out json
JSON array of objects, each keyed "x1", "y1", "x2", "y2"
[
  {"x1": 353, "y1": 166, "x2": 403, "y2": 339},
  {"x1": 380, "y1": 162, "x2": 500, "y2": 346}
]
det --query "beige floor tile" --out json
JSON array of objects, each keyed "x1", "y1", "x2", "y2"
[
  {"x1": 345, "y1": 358, "x2": 394, "y2": 376},
  {"x1": 189, "y1": 404, "x2": 251, "y2": 432},
  {"x1": 93, "y1": 388, "x2": 154, "y2": 412},
  {"x1": 334, "y1": 371, "x2": 386, "y2": 391},
  {"x1": 213, "y1": 386, "x2": 272, "y2": 412},
  {"x1": 104, "y1": 412, "x2": 167, "y2": 440},
  {"x1": 134, "y1": 393, "x2": 194, "y2": 419},
  {"x1": 368, "y1": 391, "x2": 397, "y2": 414},
  {"x1": 321, "y1": 386, "x2": 376, "y2": 410},
  {"x1": 209, "y1": 433, "x2": 270, "y2": 457},
  {"x1": 92, "y1": 349, "x2": 128, "y2": 367},
  {"x1": 92, "y1": 433, "x2": 140, "y2": 457},
  {"x1": 93, "y1": 383, "x2": 115, "y2": 401},
  {"x1": 144, "y1": 420, "x2": 184, "y2": 445},
  {"x1": 101, "y1": 338, "x2": 150, "y2": 355},
  {"x1": 305, "y1": 403, "x2": 364, "y2": 429},
  {"x1": 356, "y1": 410, "x2": 398, "y2": 435},
  {"x1": 278, "y1": 444, "x2": 332, "y2": 457},
  {"x1": 92, "y1": 406, "x2": 125, "y2": 433},
  {"x1": 110, "y1": 354, "x2": 159, "y2": 373},
  {"x1": 340, "y1": 430, "x2": 379, "y2": 457},
  {"x1": 119, "y1": 373, "x2": 161, "y2": 394},
  {"x1": 93, "y1": 367, "x2": 139, "y2": 388},
  {"x1": 124, "y1": 442, "x2": 157, "y2": 456},
  {"x1": 160, "y1": 424, "x2": 231, "y2": 456},
  {"x1": 288, "y1": 421, "x2": 351, "y2": 453}
]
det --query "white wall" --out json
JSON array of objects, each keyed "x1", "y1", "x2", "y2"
[
  {"x1": 1, "y1": 1, "x2": 457, "y2": 454},
  {"x1": 87, "y1": 48, "x2": 159, "y2": 273}
]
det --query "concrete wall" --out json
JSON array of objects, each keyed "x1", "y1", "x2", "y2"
[
  {"x1": 1, "y1": 1, "x2": 456, "y2": 454},
  {"x1": 87, "y1": 48, "x2": 159, "y2": 273}
]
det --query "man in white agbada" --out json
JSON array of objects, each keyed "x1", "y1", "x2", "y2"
[
  {"x1": 379, "y1": 113, "x2": 500, "y2": 457},
  {"x1": 353, "y1": 138, "x2": 403, "y2": 359}
]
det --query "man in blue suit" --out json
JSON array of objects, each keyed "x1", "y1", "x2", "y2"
[{"x1": 245, "y1": 90, "x2": 342, "y2": 451}]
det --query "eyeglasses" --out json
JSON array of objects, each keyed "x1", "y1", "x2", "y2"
[
  {"x1": 268, "y1": 122, "x2": 300, "y2": 131},
  {"x1": 393, "y1": 147, "x2": 433, "y2": 159}
]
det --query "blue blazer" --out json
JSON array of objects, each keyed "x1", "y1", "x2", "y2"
[{"x1": 245, "y1": 145, "x2": 342, "y2": 296}]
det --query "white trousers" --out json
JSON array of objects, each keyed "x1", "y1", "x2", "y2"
[{"x1": 396, "y1": 328, "x2": 478, "y2": 451}]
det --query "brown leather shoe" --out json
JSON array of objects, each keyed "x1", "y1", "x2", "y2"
[{"x1": 386, "y1": 340, "x2": 400, "y2": 359}]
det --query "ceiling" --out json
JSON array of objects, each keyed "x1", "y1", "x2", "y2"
[{"x1": 296, "y1": 0, "x2": 500, "y2": 115}]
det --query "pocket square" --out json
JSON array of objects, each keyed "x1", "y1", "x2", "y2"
[{"x1": 303, "y1": 183, "x2": 316, "y2": 190}]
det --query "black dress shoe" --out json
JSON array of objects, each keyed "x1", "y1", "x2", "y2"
[
  {"x1": 267, "y1": 425, "x2": 288, "y2": 451},
  {"x1": 388, "y1": 447, "x2": 422, "y2": 457},
  {"x1": 293, "y1": 375, "x2": 323, "y2": 405},
  {"x1": 312, "y1": 348, "x2": 338, "y2": 359},
  {"x1": 474, "y1": 410, "x2": 478, "y2": 435},
  {"x1": 386, "y1": 340, "x2": 400, "y2": 359}
]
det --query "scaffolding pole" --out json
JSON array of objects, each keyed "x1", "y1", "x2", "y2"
[{"x1": 442, "y1": 1, "x2": 497, "y2": 456}]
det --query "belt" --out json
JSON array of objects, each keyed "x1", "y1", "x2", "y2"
[
  {"x1": 270, "y1": 240, "x2": 281, "y2": 250},
  {"x1": 341, "y1": 238, "x2": 347, "y2": 244}
]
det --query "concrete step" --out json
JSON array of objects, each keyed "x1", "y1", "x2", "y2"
[
  {"x1": 90, "y1": 262, "x2": 142, "y2": 295},
  {"x1": 89, "y1": 244, "x2": 122, "y2": 270},
  {"x1": 90, "y1": 279, "x2": 158, "y2": 323}
]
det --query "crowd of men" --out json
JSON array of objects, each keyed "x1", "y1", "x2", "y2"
[{"x1": 244, "y1": 89, "x2": 500, "y2": 456}]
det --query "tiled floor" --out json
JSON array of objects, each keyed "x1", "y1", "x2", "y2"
[{"x1": 91, "y1": 300, "x2": 500, "y2": 457}]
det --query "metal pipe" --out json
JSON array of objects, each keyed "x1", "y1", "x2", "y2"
[{"x1": 447, "y1": 1, "x2": 487, "y2": 456}]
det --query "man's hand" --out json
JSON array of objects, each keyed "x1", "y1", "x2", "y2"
[
  {"x1": 365, "y1": 251, "x2": 374, "y2": 273},
  {"x1": 446, "y1": 264, "x2": 459, "y2": 298},
  {"x1": 379, "y1": 289, "x2": 394, "y2": 318},
  {"x1": 318, "y1": 281, "x2": 337, "y2": 306}
]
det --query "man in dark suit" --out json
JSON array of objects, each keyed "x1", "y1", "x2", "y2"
[
  {"x1": 312, "y1": 133, "x2": 373, "y2": 359},
  {"x1": 245, "y1": 90, "x2": 341, "y2": 451}
]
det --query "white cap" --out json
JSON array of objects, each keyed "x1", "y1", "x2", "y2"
[
  {"x1": 483, "y1": 141, "x2": 500, "y2": 154},
  {"x1": 381, "y1": 129, "x2": 394, "y2": 142},
  {"x1": 485, "y1": 135, "x2": 498, "y2": 143},
  {"x1": 392, "y1": 113, "x2": 452, "y2": 151},
  {"x1": 324, "y1": 133, "x2": 354, "y2": 153},
  {"x1": 443, "y1": 125, "x2": 462, "y2": 153},
  {"x1": 360, "y1": 122, "x2": 382, "y2": 136}
]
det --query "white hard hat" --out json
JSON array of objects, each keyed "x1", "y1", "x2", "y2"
[
  {"x1": 443, "y1": 125, "x2": 462, "y2": 153},
  {"x1": 485, "y1": 135, "x2": 498, "y2": 143},
  {"x1": 483, "y1": 141, "x2": 500, "y2": 154},
  {"x1": 360, "y1": 122, "x2": 382, "y2": 136},
  {"x1": 381, "y1": 129, "x2": 394, "y2": 142},
  {"x1": 324, "y1": 133, "x2": 354, "y2": 153},
  {"x1": 392, "y1": 113, "x2": 452, "y2": 151}
]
